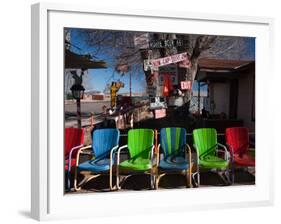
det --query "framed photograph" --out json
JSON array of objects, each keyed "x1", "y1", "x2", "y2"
[{"x1": 31, "y1": 2, "x2": 274, "y2": 221}]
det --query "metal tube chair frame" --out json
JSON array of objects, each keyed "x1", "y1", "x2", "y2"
[
  {"x1": 155, "y1": 143, "x2": 193, "y2": 189},
  {"x1": 67, "y1": 144, "x2": 84, "y2": 191},
  {"x1": 226, "y1": 144, "x2": 236, "y2": 184},
  {"x1": 193, "y1": 142, "x2": 231, "y2": 187},
  {"x1": 74, "y1": 144, "x2": 119, "y2": 191},
  {"x1": 225, "y1": 127, "x2": 255, "y2": 184},
  {"x1": 226, "y1": 143, "x2": 255, "y2": 184},
  {"x1": 116, "y1": 144, "x2": 155, "y2": 190},
  {"x1": 65, "y1": 127, "x2": 84, "y2": 191}
]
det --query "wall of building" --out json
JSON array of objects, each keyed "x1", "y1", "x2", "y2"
[
  {"x1": 210, "y1": 82, "x2": 230, "y2": 116},
  {"x1": 237, "y1": 72, "x2": 255, "y2": 131}
]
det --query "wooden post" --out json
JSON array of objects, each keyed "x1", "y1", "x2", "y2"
[
  {"x1": 130, "y1": 71, "x2": 132, "y2": 97},
  {"x1": 90, "y1": 112, "x2": 94, "y2": 129},
  {"x1": 154, "y1": 129, "x2": 158, "y2": 154},
  {"x1": 197, "y1": 81, "x2": 201, "y2": 115},
  {"x1": 77, "y1": 98, "x2": 81, "y2": 128}
]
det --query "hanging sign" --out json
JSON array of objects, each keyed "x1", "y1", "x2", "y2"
[
  {"x1": 180, "y1": 81, "x2": 192, "y2": 90},
  {"x1": 149, "y1": 39, "x2": 184, "y2": 49},
  {"x1": 154, "y1": 109, "x2": 166, "y2": 119},
  {"x1": 144, "y1": 52, "x2": 189, "y2": 71},
  {"x1": 152, "y1": 52, "x2": 188, "y2": 68}
]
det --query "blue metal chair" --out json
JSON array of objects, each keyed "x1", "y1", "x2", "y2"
[
  {"x1": 155, "y1": 127, "x2": 193, "y2": 189},
  {"x1": 74, "y1": 128, "x2": 120, "y2": 191}
]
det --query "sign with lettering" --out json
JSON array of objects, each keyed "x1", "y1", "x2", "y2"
[
  {"x1": 154, "y1": 109, "x2": 166, "y2": 119},
  {"x1": 180, "y1": 81, "x2": 192, "y2": 90},
  {"x1": 149, "y1": 39, "x2": 183, "y2": 49},
  {"x1": 144, "y1": 52, "x2": 189, "y2": 71}
]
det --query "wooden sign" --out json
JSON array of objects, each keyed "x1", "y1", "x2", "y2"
[
  {"x1": 154, "y1": 109, "x2": 166, "y2": 119},
  {"x1": 144, "y1": 52, "x2": 189, "y2": 71},
  {"x1": 149, "y1": 39, "x2": 183, "y2": 48},
  {"x1": 151, "y1": 52, "x2": 188, "y2": 68}
]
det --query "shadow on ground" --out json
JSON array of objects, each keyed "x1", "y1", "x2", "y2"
[{"x1": 66, "y1": 169, "x2": 255, "y2": 194}]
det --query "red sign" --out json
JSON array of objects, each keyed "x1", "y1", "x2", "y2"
[
  {"x1": 178, "y1": 59, "x2": 191, "y2": 68},
  {"x1": 180, "y1": 81, "x2": 192, "y2": 90}
]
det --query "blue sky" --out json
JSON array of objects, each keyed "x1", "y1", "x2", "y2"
[
  {"x1": 67, "y1": 28, "x2": 145, "y2": 93},
  {"x1": 86, "y1": 68, "x2": 146, "y2": 93}
]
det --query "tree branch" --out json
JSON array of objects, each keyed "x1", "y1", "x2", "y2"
[{"x1": 191, "y1": 35, "x2": 218, "y2": 59}]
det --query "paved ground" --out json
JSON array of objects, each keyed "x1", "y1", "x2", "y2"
[
  {"x1": 65, "y1": 101, "x2": 110, "y2": 127},
  {"x1": 65, "y1": 101, "x2": 110, "y2": 114},
  {"x1": 66, "y1": 170, "x2": 255, "y2": 194}
]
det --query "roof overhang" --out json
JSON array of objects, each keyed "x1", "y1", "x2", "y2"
[
  {"x1": 65, "y1": 50, "x2": 107, "y2": 69},
  {"x1": 196, "y1": 58, "x2": 255, "y2": 82}
]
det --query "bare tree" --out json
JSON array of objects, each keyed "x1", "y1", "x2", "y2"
[{"x1": 67, "y1": 28, "x2": 254, "y2": 110}]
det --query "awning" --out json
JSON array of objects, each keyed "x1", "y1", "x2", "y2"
[
  {"x1": 196, "y1": 58, "x2": 255, "y2": 82},
  {"x1": 198, "y1": 58, "x2": 254, "y2": 72},
  {"x1": 65, "y1": 50, "x2": 107, "y2": 69}
]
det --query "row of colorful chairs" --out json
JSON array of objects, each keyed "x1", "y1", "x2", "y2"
[{"x1": 64, "y1": 127, "x2": 255, "y2": 191}]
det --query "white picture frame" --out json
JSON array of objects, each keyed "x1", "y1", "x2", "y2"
[{"x1": 31, "y1": 2, "x2": 274, "y2": 221}]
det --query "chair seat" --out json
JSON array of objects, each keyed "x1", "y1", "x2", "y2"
[
  {"x1": 119, "y1": 158, "x2": 151, "y2": 171},
  {"x1": 65, "y1": 159, "x2": 76, "y2": 171},
  {"x1": 159, "y1": 156, "x2": 190, "y2": 171},
  {"x1": 234, "y1": 153, "x2": 255, "y2": 166},
  {"x1": 78, "y1": 158, "x2": 111, "y2": 172},
  {"x1": 199, "y1": 155, "x2": 229, "y2": 169}
]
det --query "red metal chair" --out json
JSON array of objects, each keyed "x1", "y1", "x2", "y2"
[
  {"x1": 225, "y1": 127, "x2": 255, "y2": 183},
  {"x1": 65, "y1": 127, "x2": 85, "y2": 191}
]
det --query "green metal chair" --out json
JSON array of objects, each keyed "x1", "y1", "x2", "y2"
[
  {"x1": 116, "y1": 129, "x2": 155, "y2": 190},
  {"x1": 192, "y1": 128, "x2": 231, "y2": 186}
]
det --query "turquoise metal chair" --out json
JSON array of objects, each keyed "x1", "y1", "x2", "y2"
[
  {"x1": 74, "y1": 128, "x2": 120, "y2": 191},
  {"x1": 155, "y1": 127, "x2": 192, "y2": 189}
]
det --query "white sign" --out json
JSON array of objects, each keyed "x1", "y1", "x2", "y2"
[
  {"x1": 144, "y1": 52, "x2": 189, "y2": 71},
  {"x1": 155, "y1": 109, "x2": 166, "y2": 119},
  {"x1": 181, "y1": 81, "x2": 192, "y2": 90},
  {"x1": 151, "y1": 52, "x2": 188, "y2": 68}
]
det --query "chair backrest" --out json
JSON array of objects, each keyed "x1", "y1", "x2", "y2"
[
  {"x1": 225, "y1": 127, "x2": 249, "y2": 154},
  {"x1": 127, "y1": 129, "x2": 154, "y2": 159},
  {"x1": 193, "y1": 128, "x2": 217, "y2": 158},
  {"x1": 64, "y1": 128, "x2": 85, "y2": 157},
  {"x1": 160, "y1": 127, "x2": 186, "y2": 157},
  {"x1": 92, "y1": 128, "x2": 120, "y2": 158}
]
